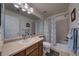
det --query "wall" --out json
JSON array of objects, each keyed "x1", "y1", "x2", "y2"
[
  {"x1": 68, "y1": 4, "x2": 79, "y2": 28},
  {"x1": 4, "y1": 9, "x2": 33, "y2": 40},
  {"x1": 68, "y1": 3, "x2": 79, "y2": 55}
]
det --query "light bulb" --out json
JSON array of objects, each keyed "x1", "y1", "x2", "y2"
[
  {"x1": 14, "y1": 4, "x2": 20, "y2": 8},
  {"x1": 27, "y1": 11, "x2": 31, "y2": 14},
  {"x1": 24, "y1": 3, "x2": 28, "y2": 9},
  {"x1": 22, "y1": 8, "x2": 26, "y2": 11},
  {"x1": 30, "y1": 7, "x2": 33, "y2": 12}
]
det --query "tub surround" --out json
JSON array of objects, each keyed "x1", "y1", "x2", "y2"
[{"x1": 1, "y1": 35, "x2": 43, "y2": 56}]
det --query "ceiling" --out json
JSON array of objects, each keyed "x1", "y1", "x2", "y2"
[
  {"x1": 29, "y1": 3, "x2": 69, "y2": 17},
  {"x1": 5, "y1": 4, "x2": 40, "y2": 20}
]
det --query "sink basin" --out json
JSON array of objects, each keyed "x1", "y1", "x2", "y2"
[{"x1": 18, "y1": 38, "x2": 33, "y2": 44}]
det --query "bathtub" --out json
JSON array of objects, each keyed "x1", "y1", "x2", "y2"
[{"x1": 51, "y1": 43, "x2": 75, "y2": 56}]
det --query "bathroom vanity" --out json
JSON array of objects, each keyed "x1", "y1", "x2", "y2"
[
  {"x1": 14, "y1": 40, "x2": 43, "y2": 56},
  {"x1": 1, "y1": 36, "x2": 43, "y2": 56}
]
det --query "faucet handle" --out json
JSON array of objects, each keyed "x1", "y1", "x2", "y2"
[{"x1": 22, "y1": 34, "x2": 25, "y2": 39}]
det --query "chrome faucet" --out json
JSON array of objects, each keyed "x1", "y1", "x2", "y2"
[{"x1": 22, "y1": 34, "x2": 26, "y2": 40}]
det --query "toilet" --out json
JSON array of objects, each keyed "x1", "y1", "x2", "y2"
[{"x1": 43, "y1": 41, "x2": 50, "y2": 55}]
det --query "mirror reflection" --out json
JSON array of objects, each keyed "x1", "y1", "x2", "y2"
[{"x1": 4, "y1": 3, "x2": 43, "y2": 42}]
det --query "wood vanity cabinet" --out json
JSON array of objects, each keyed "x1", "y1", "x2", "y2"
[
  {"x1": 38, "y1": 41, "x2": 43, "y2": 56},
  {"x1": 13, "y1": 50, "x2": 26, "y2": 56},
  {"x1": 14, "y1": 40, "x2": 43, "y2": 56}
]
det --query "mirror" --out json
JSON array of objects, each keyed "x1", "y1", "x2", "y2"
[
  {"x1": 0, "y1": 3, "x2": 4, "y2": 54},
  {"x1": 3, "y1": 3, "x2": 40, "y2": 42},
  {"x1": 0, "y1": 4, "x2": 1, "y2": 36}
]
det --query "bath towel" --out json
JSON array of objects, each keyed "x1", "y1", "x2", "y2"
[{"x1": 68, "y1": 28, "x2": 78, "y2": 53}]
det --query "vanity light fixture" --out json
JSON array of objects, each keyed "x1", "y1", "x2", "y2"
[
  {"x1": 24, "y1": 3, "x2": 28, "y2": 9},
  {"x1": 13, "y1": 3, "x2": 34, "y2": 14},
  {"x1": 21, "y1": 8, "x2": 26, "y2": 11},
  {"x1": 13, "y1": 4, "x2": 20, "y2": 8},
  {"x1": 27, "y1": 11, "x2": 31, "y2": 14},
  {"x1": 30, "y1": 7, "x2": 33, "y2": 13}
]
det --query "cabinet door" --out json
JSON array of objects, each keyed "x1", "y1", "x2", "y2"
[
  {"x1": 29, "y1": 48, "x2": 38, "y2": 56},
  {"x1": 38, "y1": 46, "x2": 43, "y2": 56},
  {"x1": 38, "y1": 40, "x2": 43, "y2": 56},
  {"x1": 13, "y1": 50, "x2": 26, "y2": 56},
  {"x1": 26, "y1": 43, "x2": 38, "y2": 55}
]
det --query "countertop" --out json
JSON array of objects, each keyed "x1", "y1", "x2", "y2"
[{"x1": 1, "y1": 36, "x2": 43, "y2": 56}]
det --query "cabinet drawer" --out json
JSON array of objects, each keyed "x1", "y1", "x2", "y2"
[{"x1": 26, "y1": 43, "x2": 38, "y2": 55}]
